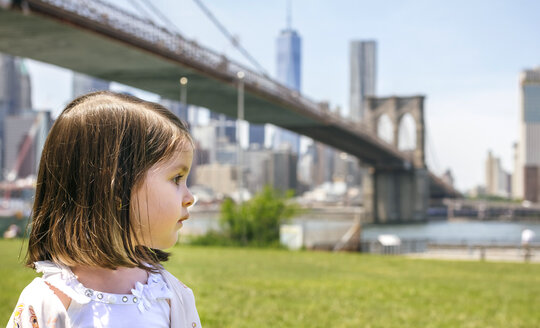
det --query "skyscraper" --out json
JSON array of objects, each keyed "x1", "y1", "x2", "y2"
[
  {"x1": 0, "y1": 54, "x2": 33, "y2": 175},
  {"x1": 349, "y1": 40, "x2": 377, "y2": 121},
  {"x1": 276, "y1": 30, "x2": 301, "y2": 91},
  {"x1": 210, "y1": 112, "x2": 236, "y2": 143},
  {"x1": 160, "y1": 98, "x2": 188, "y2": 122},
  {"x1": 72, "y1": 72, "x2": 110, "y2": 98},
  {"x1": 267, "y1": 147, "x2": 298, "y2": 193},
  {"x1": 485, "y1": 150, "x2": 510, "y2": 198},
  {"x1": 0, "y1": 54, "x2": 32, "y2": 116},
  {"x1": 515, "y1": 67, "x2": 540, "y2": 202},
  {"x1": 273, "y1": 5, "x2": 301, "y2": 154},
  {"x1": 248, "y1": 124, "x2": 265, "y2": 146},
  {"x1": 18, "y1": 62, "x2": 32, "y2": 112}
]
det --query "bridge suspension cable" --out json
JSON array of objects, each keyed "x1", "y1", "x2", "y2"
[
  {"x1": 192, "y1": 0, "x2": 270, "y2": 77},
  {"x1": 138, "y1": 0, "x2": 182, "y2": 34},
  {"x1": 425, "y1": 127, "x2": 442, "y2": 174},
  {"x1": 126, "y1": 0, "x2": 153, "y2": 23}
]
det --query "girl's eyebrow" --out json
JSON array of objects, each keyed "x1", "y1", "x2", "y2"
[{"x1": 171, "y1": 164, "x2": 189, "y2": 171}]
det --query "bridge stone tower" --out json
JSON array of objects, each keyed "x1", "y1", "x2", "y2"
[{"x1": 362, "y1": 96, "x2": 429, "y2": 223}]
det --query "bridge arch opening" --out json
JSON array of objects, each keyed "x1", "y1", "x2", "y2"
[
  {"x1": 377, "y1": 114, "x2": 394, "y2": 145},
  {"x1": 398, "y1": 113, "x2": 416, "y2": 151}
]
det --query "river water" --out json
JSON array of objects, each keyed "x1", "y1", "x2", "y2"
[
  {"x1": 361, "y1": 220, "x2": 540, "y2": 245},
  {"x1": 185, "y1": 212, "x2": 540, "y2": 247}
]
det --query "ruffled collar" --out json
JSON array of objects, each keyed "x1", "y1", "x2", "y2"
[{"x1": 34, "y1": 261, "x2": 172, "y2": 313}]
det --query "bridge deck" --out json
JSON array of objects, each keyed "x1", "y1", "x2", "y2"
[{"x1": 0, "y1": 0, "x2": 460, "y2": 197}]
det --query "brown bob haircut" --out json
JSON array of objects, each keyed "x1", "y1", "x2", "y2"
[{"x1": 26, "y1": 91, "x2": 193, "y2": 272}]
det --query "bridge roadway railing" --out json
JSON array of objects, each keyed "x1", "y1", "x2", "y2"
[
  {"x1": 21, "y1": 0, "x2": 408, "y2": 162},
  {"x1": 29, "y1": 0, "x2": 326, "y2": 114}
]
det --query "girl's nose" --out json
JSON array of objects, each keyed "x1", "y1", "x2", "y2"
[{"x1": 183, "y1": 189, "x2": 195, "y2": 207}]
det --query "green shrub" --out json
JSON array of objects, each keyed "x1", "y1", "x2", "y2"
[
  {"x1": 191, "y1": 186, "x2": 300, "y2": 247},
  {"x1": 188, "y1": 230, "x2": 238, "y2": 246}
]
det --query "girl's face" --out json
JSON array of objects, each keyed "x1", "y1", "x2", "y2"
[{"x1": 130, "y1": 147, "x2": 194, "y2": 249}]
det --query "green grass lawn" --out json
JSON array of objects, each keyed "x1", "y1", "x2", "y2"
[{"x1": 2, "y1": 238, "x2": 539, "y2": 327}]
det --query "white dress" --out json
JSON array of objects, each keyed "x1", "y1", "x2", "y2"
[{"x1": 6, "y1": 261, "x2": 202, "y2": 328}]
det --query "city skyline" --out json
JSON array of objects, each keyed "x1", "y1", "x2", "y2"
[{"x1": 23, "y1": 0, "x2": 540, "y2": 192}]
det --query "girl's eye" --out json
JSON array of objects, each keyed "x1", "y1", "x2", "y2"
[{"x1": 173, "y1": 175, "x2": 184, "y2": 185}]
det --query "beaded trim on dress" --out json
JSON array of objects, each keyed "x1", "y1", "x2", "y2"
[{"x1": 34, "y1": 261, "x2": 172, "y2": 313}]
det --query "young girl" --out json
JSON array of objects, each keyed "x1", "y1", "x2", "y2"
[{"x1": 6, "y1": 91, "x2": 202, "y2": 328}]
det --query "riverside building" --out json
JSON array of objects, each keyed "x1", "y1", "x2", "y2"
[{"x1": 514, "y1": 67, "x2": 540, "y2": 202}]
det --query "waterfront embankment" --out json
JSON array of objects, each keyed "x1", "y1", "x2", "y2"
[{"x1": 406, "y1": 244, "x2": 540, "y2": 263}]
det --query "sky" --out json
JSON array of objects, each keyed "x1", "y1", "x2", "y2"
[{"x1": 24, "y1": 0, "x2": 540, "y2": 192}]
